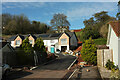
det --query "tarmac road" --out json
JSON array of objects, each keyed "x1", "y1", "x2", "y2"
[{"x1": 35, "y1": 53, "x2": 76, "y2": 70}]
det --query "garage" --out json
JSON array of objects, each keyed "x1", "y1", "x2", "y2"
[{"x1": 61, "y1": 46, "x2": 67, "y2": 52}]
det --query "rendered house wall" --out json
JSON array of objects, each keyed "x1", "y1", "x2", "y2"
[
  {"x1": 59, "y1": 33, "x2": 69, "y2": 51},
  {"x1": 108, "y1": 25, "x2": 118, "y2": 66}
]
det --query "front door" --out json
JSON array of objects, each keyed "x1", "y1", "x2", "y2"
[{"x1": 51, "y1": 47, "x2": 54, "y2": 53}]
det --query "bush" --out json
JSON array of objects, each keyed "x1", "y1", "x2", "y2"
[
  {"x1": 81, "y1": 37, "x2": 97, "y2": 65},
  {"x1": 17, "y1": 38, "x2": 34, "y2": 66},
  {"x1": 105, "y1": 59, "x2": 115, "y2": 70}
]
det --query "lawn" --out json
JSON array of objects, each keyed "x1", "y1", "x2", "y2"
[{"x1": 93, "y1": 38, "x2": 107, "y2": 45}]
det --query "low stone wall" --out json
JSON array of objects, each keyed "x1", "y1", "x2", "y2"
[{"x1": 97, "y1": 49, "x2": 113, "y2": 67}]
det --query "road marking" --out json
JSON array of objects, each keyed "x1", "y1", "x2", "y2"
[
  {"x1": 67, "y1": 69, "x2": 78, "y2": 80},
  {"x1": 67, "y1": 58, "x2": 78, "y2": 70}
]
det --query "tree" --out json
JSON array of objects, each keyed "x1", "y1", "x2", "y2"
[
  {"x1": 79, "y1": 27, "x2": 100, "y2": 42},
  {"x1": 93, "y1": 11, "x2": 110, "y2": 24},
  {"x1": 2, "y1": 13, "x2": 50, "y2": 35},
  {"x1": 77, "y1": 11, "x2": 116, "y2": 42},
  {"x1": 50, "y1": 13, "x2": 70, "y2": 31},
  {"x1": 100, "y1": 24, "x2": 109, "y2": 38},
  {"x1": 83, "y1": 17, "x2": 95, "y2": 28},
  {"x1": 81, "y1": 37, "x2": 97, "y2": 65},
  {"x1": 34, "y1": 38, "x2": 47, "y2": 63},
  {"x1": 34, "y1": 37, "x2": 45, "y2": 52},
  {"x1": 5, "y1": 20, "x2": 17, "y2": 34},
  {"x1": 116, "y1": 1, "x2": 120, "y2": 20},
  {"x1": 17, "y1": 37, "x2": 34, "y2": 65},
  {"x1": 21, "y1": 37, "x2": 33, "y2": 54}
]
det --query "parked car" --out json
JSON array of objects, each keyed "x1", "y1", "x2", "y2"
[{"x1": 2, "y1": 64, "x2": 11, "y2": 76}]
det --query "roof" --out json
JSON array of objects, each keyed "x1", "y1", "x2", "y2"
[
  {"x1": 8, "y1": 34, "x2": 25, "y2": 41},
  {"x1": 109, "y1": 21, "x2": 120, "y2": 37},
  {"x1": 0, "y1": 42, "x2": 15, "y2": 51},
  {"x1": 27, "y1": 34, "x2": 37, "y2": 40},
  {"x1": 8, "y1": 34, "x2": 37, "y2": 41},
  {"x1": 65, "y1": 32, "x2": 74, "y2": 38},
  {"x1": 8, "y1": 32, "x2": 76, "y2": 41},
  {"x1": 74, "y1": 29, "x2": 82, "y2": 32},
  {"x1": 0, "y1": 42, "x2": 8, "y2": 49}
]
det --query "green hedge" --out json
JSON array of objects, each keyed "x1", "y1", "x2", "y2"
[{"x1": 93, "y1": 38, "x2": 107, "y2": 45}]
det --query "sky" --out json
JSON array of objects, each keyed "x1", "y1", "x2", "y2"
[{"x1": 2, "y1": 2, "x2": 118, "y2": 30}]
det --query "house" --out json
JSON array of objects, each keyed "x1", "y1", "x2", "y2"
[
  {"x1": 106, "y1": 21, "x2": 120, "y2": 68},
  {"x1": 38, "y1": 32, "x2": 78, "y2": 53},
  {"x1": 8, "y1": 32, "x2": 78, "y2": 53},
  {"x1": 8, "y1": 34, "x2": 36, "y2": 48},
  {"x1": 38, "y1": 33, "x2": 61, "y2": 53}
]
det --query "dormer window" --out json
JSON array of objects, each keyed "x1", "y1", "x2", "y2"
[
  {"x1": 29, "y1": 40, "x2": 33, "y2": 44},
  {"x1": 15, "y1": 40, "x2": 20, "y2": 45}
]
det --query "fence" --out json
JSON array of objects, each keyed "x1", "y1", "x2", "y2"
[
  {"x1": 97, "y1": 49, "x2": 113, "y2": 67},
  {"x1": 2, "y1": 51, "x2": 17, "y2": 67},
  {"x1": 2, "y1": 50, "x2": 47, "y2": 67}
]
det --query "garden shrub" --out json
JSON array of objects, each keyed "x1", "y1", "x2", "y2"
[
  {"x1": 81, "y1": 37, "x2": 97, "y2": 65},
  {"x1": 105, "y1": 59, "x2": 115, "y2": 70}
]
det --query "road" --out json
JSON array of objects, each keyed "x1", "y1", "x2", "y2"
[
  {"x1": 3, "y1": 53, "x2": 76, "y2": 80},
  {"x1": 36, "y1": 54, "x2": 76, "y2": 70}
]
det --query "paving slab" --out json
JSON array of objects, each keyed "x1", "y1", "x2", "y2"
[{"x1": 80, "y1": 66, "x2": 102, "y2": 80}]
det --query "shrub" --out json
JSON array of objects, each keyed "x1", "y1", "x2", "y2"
[
  {"x1": 105, "y1": 59, "x2": 115, "y2": 70},
  {"x1": 81, "y1": 37, "x2": 97, "y2": 65},
  {"x1": 34, "y1": 37, "x2": 46, "y2": 52}
]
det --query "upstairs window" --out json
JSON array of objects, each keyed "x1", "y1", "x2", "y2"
[
  {"x1": 61, "y1": 39, "x2": 67, "y2": 44},
  {"x1": 15, "y1": 40, "x2": 20, "y2": 45}
]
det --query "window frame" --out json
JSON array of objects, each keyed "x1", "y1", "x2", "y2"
[{"x1": 15, "y1": 40, "x2": 20, "y2": 45}]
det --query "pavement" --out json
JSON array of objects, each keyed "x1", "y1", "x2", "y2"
[
  {"x1": 98, "y1": 67, "x2": 111, "y2": 79},
  {"x1": 80, "y1": 66, "x2": 102, "y2": 80},
  {"x1": 2, "y1": 53, "x2": 76, "y2": 80}
]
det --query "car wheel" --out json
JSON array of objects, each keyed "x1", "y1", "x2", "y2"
[{"x1": 4, "y1": 69, "x2": 10, "y2": 76}]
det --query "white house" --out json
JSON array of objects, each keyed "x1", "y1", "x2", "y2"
[
  {"x1": 8, "y1": 32, "x2": 78, "y2": 53},
  {"x1": 38, "y1": 32, "x2": 78, "y2": 53},
  {"x1": 107, "y1": 21, "x2": 120, "y2": 68}
]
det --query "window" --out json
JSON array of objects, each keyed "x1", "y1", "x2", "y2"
[
  {"x1": 15, "y1": 40, "x2": 20, "y2": 45},
  {"x1": 29, "y1": 40, "x2": 33, "y2": 44},
  {"x1": 61, "y1": 39, "x2": 67, "y2": 44}
]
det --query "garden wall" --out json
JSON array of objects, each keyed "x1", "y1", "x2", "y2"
[{"x1": 97, "y1": 49, "x2": 113, "y2": 67}]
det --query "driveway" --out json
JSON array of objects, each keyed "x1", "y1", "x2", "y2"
[
  {"x1": 3, "y1": 53, "x2": 76, "y2": 80},
  {"x1": 36, "y1": 54, "x2": 76, "y2": 70}
]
